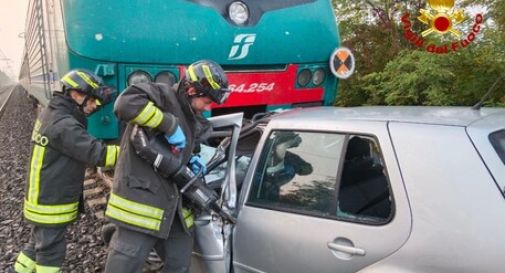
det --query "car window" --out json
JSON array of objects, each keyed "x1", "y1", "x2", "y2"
[
  {"x1": 248, "y1": 131, "x2": 392, "y2": 224},
  {"x1": 205, "y1": 155, "x2": 252, "y2": 188},
  {"x1": 248, "y1": 130, "x2": 345, "y2": 216},
  {"x1": 203, "y1": 129, "x2": 262, "y2": 189},
  {"x1": 337, "y1": 135, "x2": 392, "y2": 223},
  {"x1": 490, "y1": 129, "x2": 505, "y2": 165}
]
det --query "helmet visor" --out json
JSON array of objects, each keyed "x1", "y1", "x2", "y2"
[
  {"x1": 207, "y1": 87, "x2": 231, "y2": 104},
  {"x1": 192, "y1": 81, "x2": 230, "y2": 105},
  {"x1": 94, "y1": 86, "x2": 117, "y2": 106}
]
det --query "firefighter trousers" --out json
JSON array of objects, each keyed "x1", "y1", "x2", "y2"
[
  {"x1": 13, "y1": 225, "x2": 66, "y2": 273},
  {"x1": 104, "y1": 216, "x2": 193, "y2": 273}
]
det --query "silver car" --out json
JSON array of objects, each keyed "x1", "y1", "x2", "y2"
[{"x1": 193, "y1": 106, "x2": 505, "y2": 273}]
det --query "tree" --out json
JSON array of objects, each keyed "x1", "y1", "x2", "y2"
[
  {"x1": 333, "y1": 0, "x2": 505, "y2": 107},
  {"x1": 357, "y1": 48, "x2": 504, "y2": 106}
]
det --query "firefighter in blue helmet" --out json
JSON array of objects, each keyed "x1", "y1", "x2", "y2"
[
  {"x1": 10, "y1": 69, "x2": 120, "y2": 273},
  {"x1": 103, "y1": 60, "x2": 230, "y2": 273}
]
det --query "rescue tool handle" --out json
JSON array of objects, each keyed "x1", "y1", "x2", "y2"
[
  {"x1": 179, "y1": 168, "x2": 201, "y2": 193},
  {"x1": 130, "y1": 124, "x2": 237, "y2": 224}
]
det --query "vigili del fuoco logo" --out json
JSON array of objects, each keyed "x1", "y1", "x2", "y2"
[{"x1": 401, "y1": 0, "x2": 483, "y2": 54}]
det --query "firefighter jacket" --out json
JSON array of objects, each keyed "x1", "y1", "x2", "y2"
[
  {"x1": 105, "y1": 82, "x2": 211, "y2": 239},
  {"x1": 24, "y1": 93, "x2": 119, "y2": 226}
]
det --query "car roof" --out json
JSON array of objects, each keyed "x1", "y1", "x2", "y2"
[{"x1": 271, "y1": 106, "x2": 505, "y2": 127}]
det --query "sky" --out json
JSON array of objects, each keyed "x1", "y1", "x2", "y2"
[{"x1": 0, "y1": 0, "x2": 29, "y2": 80}]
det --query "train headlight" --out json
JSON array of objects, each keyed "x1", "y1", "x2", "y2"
[
  {"x1": 312, "y1": 68, "x2": 326, "y2": 86},
  {"x1": 297, "y1": 69, "x2": 312, "y2": 87},
  {"x1": 229, "y1": 1, "x2": 249, "y2": 25},
  {"x1": 155, "y1": 72, "x2": 177, "y2": 86},
  {"x1": 127, "y1": 71, "x2": 151, "y2": 86}
]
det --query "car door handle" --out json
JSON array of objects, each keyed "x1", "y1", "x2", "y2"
[{"x1": 327, "y1": 242, "x2": 366, "y2": 256}]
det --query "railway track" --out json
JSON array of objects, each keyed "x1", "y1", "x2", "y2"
[
  {"x1": 83, "y1": 168, "x2": 113, "y2": 220},
  {"x1": 0, "y1": 85, "x2": 16, "y2": 119}
]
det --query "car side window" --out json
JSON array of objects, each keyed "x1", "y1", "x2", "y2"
[
  {"x1": 248, "y1": 131, "x2": 346, "y2": 217},
  {"x1": 247, "y1": 131, "x2": 393, "y2": 224},
  {"x1": 489, "y1": 129, "x2": 505, "y2": 165},
  {"x1": 337, "y1": 135, "x2": 392, "y2": 223}
]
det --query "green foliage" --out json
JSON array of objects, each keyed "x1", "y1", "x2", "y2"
[
  {"x1": 494, "y1": 0, "x2": 505, "y2": 30},
  {"x1": 333, "y1": 0, "x2": 505, "y2": 107},
  {"x1": 351, "y1": 47, "x2": 504, "y2": 106},
  {"x1": 366, "y1": 51, "x2": 453, "y2": 105}
]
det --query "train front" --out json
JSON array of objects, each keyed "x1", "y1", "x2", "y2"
[{"x1": 62, "y1": 0, "x2": 352, "y2": 139}]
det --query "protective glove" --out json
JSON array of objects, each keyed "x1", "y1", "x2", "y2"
[
  {"x1": 165, "y1": 125, "x2": 186, "y2": 150},
  {"x1": 130, "y1": 125, "x2": 181, "y2": 177},
  {"x1": 189, "y1": 155, "x2": 207, "y2": 175}
]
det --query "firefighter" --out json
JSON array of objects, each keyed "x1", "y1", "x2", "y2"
[
  {"x1": 103, "y1": 60, "x2": 230, "y2": 273},
  {"x1": 10, "y1": 69, "x2": 120, "y2": 273}
]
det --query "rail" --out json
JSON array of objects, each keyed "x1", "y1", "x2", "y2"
[{"x1": 0, "y1": 85, "x2": 17, "y2": 120}]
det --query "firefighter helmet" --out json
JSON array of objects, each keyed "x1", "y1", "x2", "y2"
[
  {"x1": 60, "y1": 69, "x2": 116, "y2": 105},
  {"x1": 185, "y1": 60, "x2": 230, "y2": 104}
]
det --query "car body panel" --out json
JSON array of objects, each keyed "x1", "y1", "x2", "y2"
[
  {"x1": 358, "y1": 122, "x2": 505, "y2": 273},
  {"x1": 232, "y1": 119, "x2": 412, "y2": 273},
  {"x1": 191, "y1": 106, "x2": 505, "y2": 273},
  {"x1": 263, "y1": 106, "x2": 503, "y2": 127},
  {"x1": 466, "y1": 111, "x2": 505, "y2": 194}
]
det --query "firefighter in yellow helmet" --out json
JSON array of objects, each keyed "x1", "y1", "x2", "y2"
[
  {"x1": 10, "y1": 69, "x2": 119, "y2": 273},
  {"x1": 103, "y1": 60, "x2": 230, "y2": 273}
]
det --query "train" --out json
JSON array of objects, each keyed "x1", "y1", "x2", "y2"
[{"x1": 19, "y1": 0, "x2": 353, "y2": 140}]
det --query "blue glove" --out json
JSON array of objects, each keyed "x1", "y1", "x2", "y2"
[
  {"x1": 189, "y1": 155, "x2": 207, "y2": 175},
  {"x1": 165, "y1": 125, "x2": 186, "y2": 150}
]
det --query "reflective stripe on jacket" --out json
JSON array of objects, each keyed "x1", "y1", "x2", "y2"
[
  {"x1": 106, "y1": 83, "x2": 208, "y2": 238},
  {"x1": 23, "y1": 94, "x2": 119, "y2": 226},
  {"x1": 106, "y1": 192, "x2": 164, "y2": 231}
]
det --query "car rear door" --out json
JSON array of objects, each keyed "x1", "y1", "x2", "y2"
[{"x1": 232, "y1": 120, "x2": 412, "y2": 273}]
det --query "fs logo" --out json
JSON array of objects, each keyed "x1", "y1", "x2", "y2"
[{"x1": 228, "y1": 34, "x2": 256, "y2": 60}]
